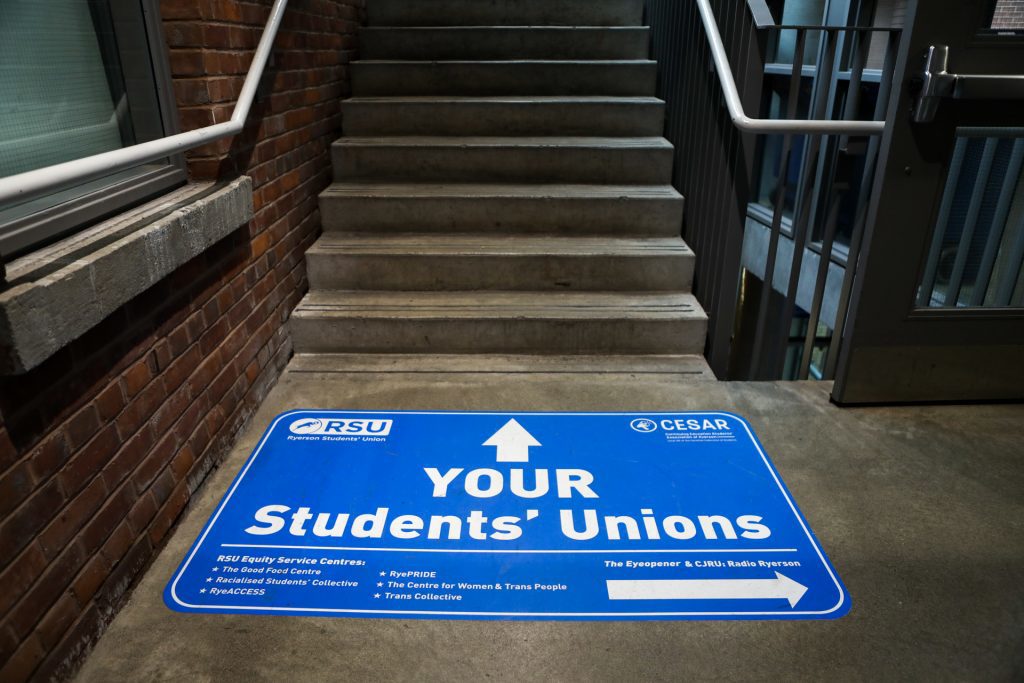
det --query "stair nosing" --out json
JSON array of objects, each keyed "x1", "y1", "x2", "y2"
[
  {"x1": 343, "y1": 96, "x2": 664, "y2": 103},
  {"x1": 354, "y1": 59, "x2": 657, "y2": 65},
  {"x1": 360, "y1": 26, "x2": 651, "y2": 31},
  {"x1": 309, "y1": 235, "x2": 693, "y2": 257},
  {"x1": 321, "y1": 182, "x2": 683, "y2": 198},
  {"x1": 295, "y1": 291, "x2": 705, "y2": 321},
  {"x1": 332, "y1": 136, "x2": 672, "y2": 149}
]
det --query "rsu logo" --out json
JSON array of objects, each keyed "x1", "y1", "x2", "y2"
[{"x1": 288, "y1": 417, "x2": 393, "y2": 436}]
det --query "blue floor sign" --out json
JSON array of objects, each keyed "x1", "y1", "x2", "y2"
[{"x1": 165, "y1": 411, "x2": 850, "y2": 620}]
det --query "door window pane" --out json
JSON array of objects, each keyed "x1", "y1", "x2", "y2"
[
  {"x1": 991, "y1": 0, "x2": 1024, "y2": 30},
  {"x1": 917, "y1": 130, "x2": 1024, "y2": 308}
]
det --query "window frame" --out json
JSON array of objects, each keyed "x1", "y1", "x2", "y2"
[{"x1": 0, "y1": 0, "x2": 187, "y2": 261}]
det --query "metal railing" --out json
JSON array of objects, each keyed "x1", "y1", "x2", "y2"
[
  {"x1": 0, "y1": 0, "x2": 289, "y2": 206},
  {"x1": 647, "y1": 0, "x2": 903, "y2": 380},
  {"x1": 695, "y1": 0, "x2": 885, "y2": 135}
]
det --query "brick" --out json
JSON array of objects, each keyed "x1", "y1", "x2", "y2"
[
  {"x1": 71, "y1": 554, "x2": 111, "y2": 605},
  {"x1": 0, "y1": 625, "x2": 18, "y2": 667},
  {"x1": 102, "y1": 426, "x2": 156, "y2": 490},
  {"x1": 58, "y1": 425, "x2": 119, "y2": 496},
  {"x1": 168, "y1": 443, "x2": 196, "y2": 484},
  {"x1": 173, "y1": 78, "x2": 211, "y2": 106},
  {"x1": 35, "y1": 593, "x2": 80, "y2": 650},
  {"x1": 94, "y1": 383, "x2": 126, "y2": 422},
  {"x1": 135, "y1": 430, "x2": 180, "y2": 489},
  {"x1": 167, "y1": 325, "x2": 191, "y2": 357},
  {"x1": 164, "y1": 19, "x2": 203, "y2": 46},
  {"x1": 160, "y1": 0, "x2": 203, "y2": 21},
  {"x1": 168, "y1": 49, "x2": 205, "y2": 77},
  {"x1": 183, "y1": 310, "x2": 207, "y2": 344},
  {"x1": 173, "y1": 396, "x2": 207, "y2": 446},
  {"x1": 115, "y1": 379, "x2": 165, "y2": 440},
  {"x1": 149, "y1": 482, "x2": 189, "y2": 547},
  {"x1": 0, "y1": 544, "x2": 48, "y2": 617},
  {"x1": 5, "y1": 542, "x2": 86, "y2": 640},
  {"x1": 30, "y1": 604, "x2": 102, "y2": 683},
  {"x1": 79, "y1": 486, "x2": 134, "y2": 556},
  {"x1": 188, "y1": 419, "x2": 213, "y2": 457},
  {"x1": 0, "y1": 479, "x2": 64, "y2": 565},
  {"x1": 0, "y1": 460, "x2": 33, "y2": 517},
  {"x1": 0, "y1": 429, "x2": 17, "y2": 471},
  {"x1": 0, "y1": 634, "x2": 44, "y2": 683},
  {"x1": 151, "y1": 385, "x2": 192, "y2": 437},
  {"x1": 127, "y1": 492, "x2": 159, "y2": 534},
  {"x1": 163, "y1": 344, "x2": 202, "y2": 393},
  {"x1": 37, "y1": 477, "x2": 107, "y2": 560},
  {"x1": 207, "y1": 364, "x2": 237, "y2": 405},
  {"x1": 64, "y1": 406, "x2": 101, "y2": 452},
  {"x1": 123, "y1": 358, "x2": 154, "y2": 398},
  {"x1": 99, "y1": 523, "x2": 134, "y2": 568},
  {"x1": 96, "y1": 537, "x2": 152, "y2": 610},
  {"x1": 153, "y1": 339, "x2": 173, "y2": 372},
  {"x1": 187, "y1": 355, "x2": 222, "y2": 398},
  {"x1": 198, "y1": 317, "x2": 230, "y2": 356}
]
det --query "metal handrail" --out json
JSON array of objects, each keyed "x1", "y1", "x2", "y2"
[
  {"x1": 0, "y1": 0, "x2": 289, "y2": 206},
  {"x1": 696, "y1": 0, "x2": 886, "y2": 135}
]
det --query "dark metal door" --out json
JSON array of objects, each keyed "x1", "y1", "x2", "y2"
[{"x1": 833, "y1": 0, "x2": 1024, "y2": 403}]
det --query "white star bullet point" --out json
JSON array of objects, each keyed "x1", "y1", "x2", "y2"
[{"x1": 373, "y1": 593, "x2": 381, "y2": 599}]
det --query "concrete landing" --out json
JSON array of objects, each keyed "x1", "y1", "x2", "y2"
[{"x1": 75, "y1": 359, "x2": 1024, "y2": 681}]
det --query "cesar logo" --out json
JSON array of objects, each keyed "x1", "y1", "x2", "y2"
[{"x1": 288, "y1": 417, "x2": 393, "y2": 436}]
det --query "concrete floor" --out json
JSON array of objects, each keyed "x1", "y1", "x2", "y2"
[{"x1": 76, "y1": 355, "x2": 1024, "y2": 682}]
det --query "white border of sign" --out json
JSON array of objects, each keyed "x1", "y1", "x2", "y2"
[{"x1": 167, "y1": 411, "x2": 849, "y2": 618}]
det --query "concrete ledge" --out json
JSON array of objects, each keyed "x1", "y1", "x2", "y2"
[{"x1": 0, "y1": 177, "x2": 253, "y2": 374}]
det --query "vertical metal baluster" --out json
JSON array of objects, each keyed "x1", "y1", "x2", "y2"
[
  {"x1": 992, "y1": 212, "x2": 1024, "y2": 306},
  {"x1": 970, "y1": 139, "x2": 1024, "y2": 306},
  {"x1": 917, "y1": 139, "x2": 969, "y2": 307},
  {"x1": 749, "y1": 28, "x2": 806, "y2": 379},
  {"x1": 824, "y1": 29, "x2": 900, "y2": 379},
  {"x1": 798, "y1": 27, "x2": 866, "y2": 380},
  {"x1": 946, "y1": 138, "x2": 999, "y2": 306},
  {"x1": 773, "y1": 28, "x2": 839, "y2": 379},
  {"x1": 839, "y1": 28, "x2": 868, "y2": 151}
]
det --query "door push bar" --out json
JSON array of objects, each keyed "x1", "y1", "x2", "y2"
[{"x1": 913, "y1": 45, "x2": 1024, "y2": 123}]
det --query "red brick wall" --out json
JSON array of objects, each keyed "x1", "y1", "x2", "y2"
[{"x1": 0, "y1": 1, "x2": 363, "y2": 680}]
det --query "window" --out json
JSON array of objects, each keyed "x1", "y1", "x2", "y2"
[
  {"x1": 0, "y1": 0, "x2": 185, "y2": 259},
  {"x1": 989, "y1": 0, "x2": 1024, "y2": 31}
]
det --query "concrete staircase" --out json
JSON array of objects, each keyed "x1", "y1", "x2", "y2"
[{"x1": 293, "y1": 0, "x2": 711, "y2": 373}]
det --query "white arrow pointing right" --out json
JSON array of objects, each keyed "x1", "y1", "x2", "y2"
[{"x1": 606, "y1": 572, "x2": 809, "y2": 608}]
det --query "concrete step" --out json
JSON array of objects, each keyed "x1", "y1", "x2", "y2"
[
  {"x1": 341, "y1": 96, "x2": 666, "y2": 137},
  {"x1": 289, "y1": 353, "x2": 716, "y2": 378},
  {"x1": 319, "y1": 183, "x2": 684, "y2": 235},
  {"x1": 332, "y1": 137, "x2": 674, "y2": 184},
  {"x1": 306, "y1": 234, "x2": 694, "y2": 291},
  {"x1": 359, "y1": 27, "x2": 650, "y2": 60},
  {"x1": 351, "y1": 60, "x2": 657, "y2": 96},
  {"x1": 367, "y1": 0, "x2": 644, "y2": 27},
  {"x1": 291, "y1": 290, "x2": 708, "y2": 355}
]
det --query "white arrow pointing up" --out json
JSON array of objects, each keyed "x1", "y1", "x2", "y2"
[
  {"x1": 606, "y1": 572, "x2": 809, "y2": 608},
  {"x1": 483, "y1": 419, "x2": 541, "y2": 463}
]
